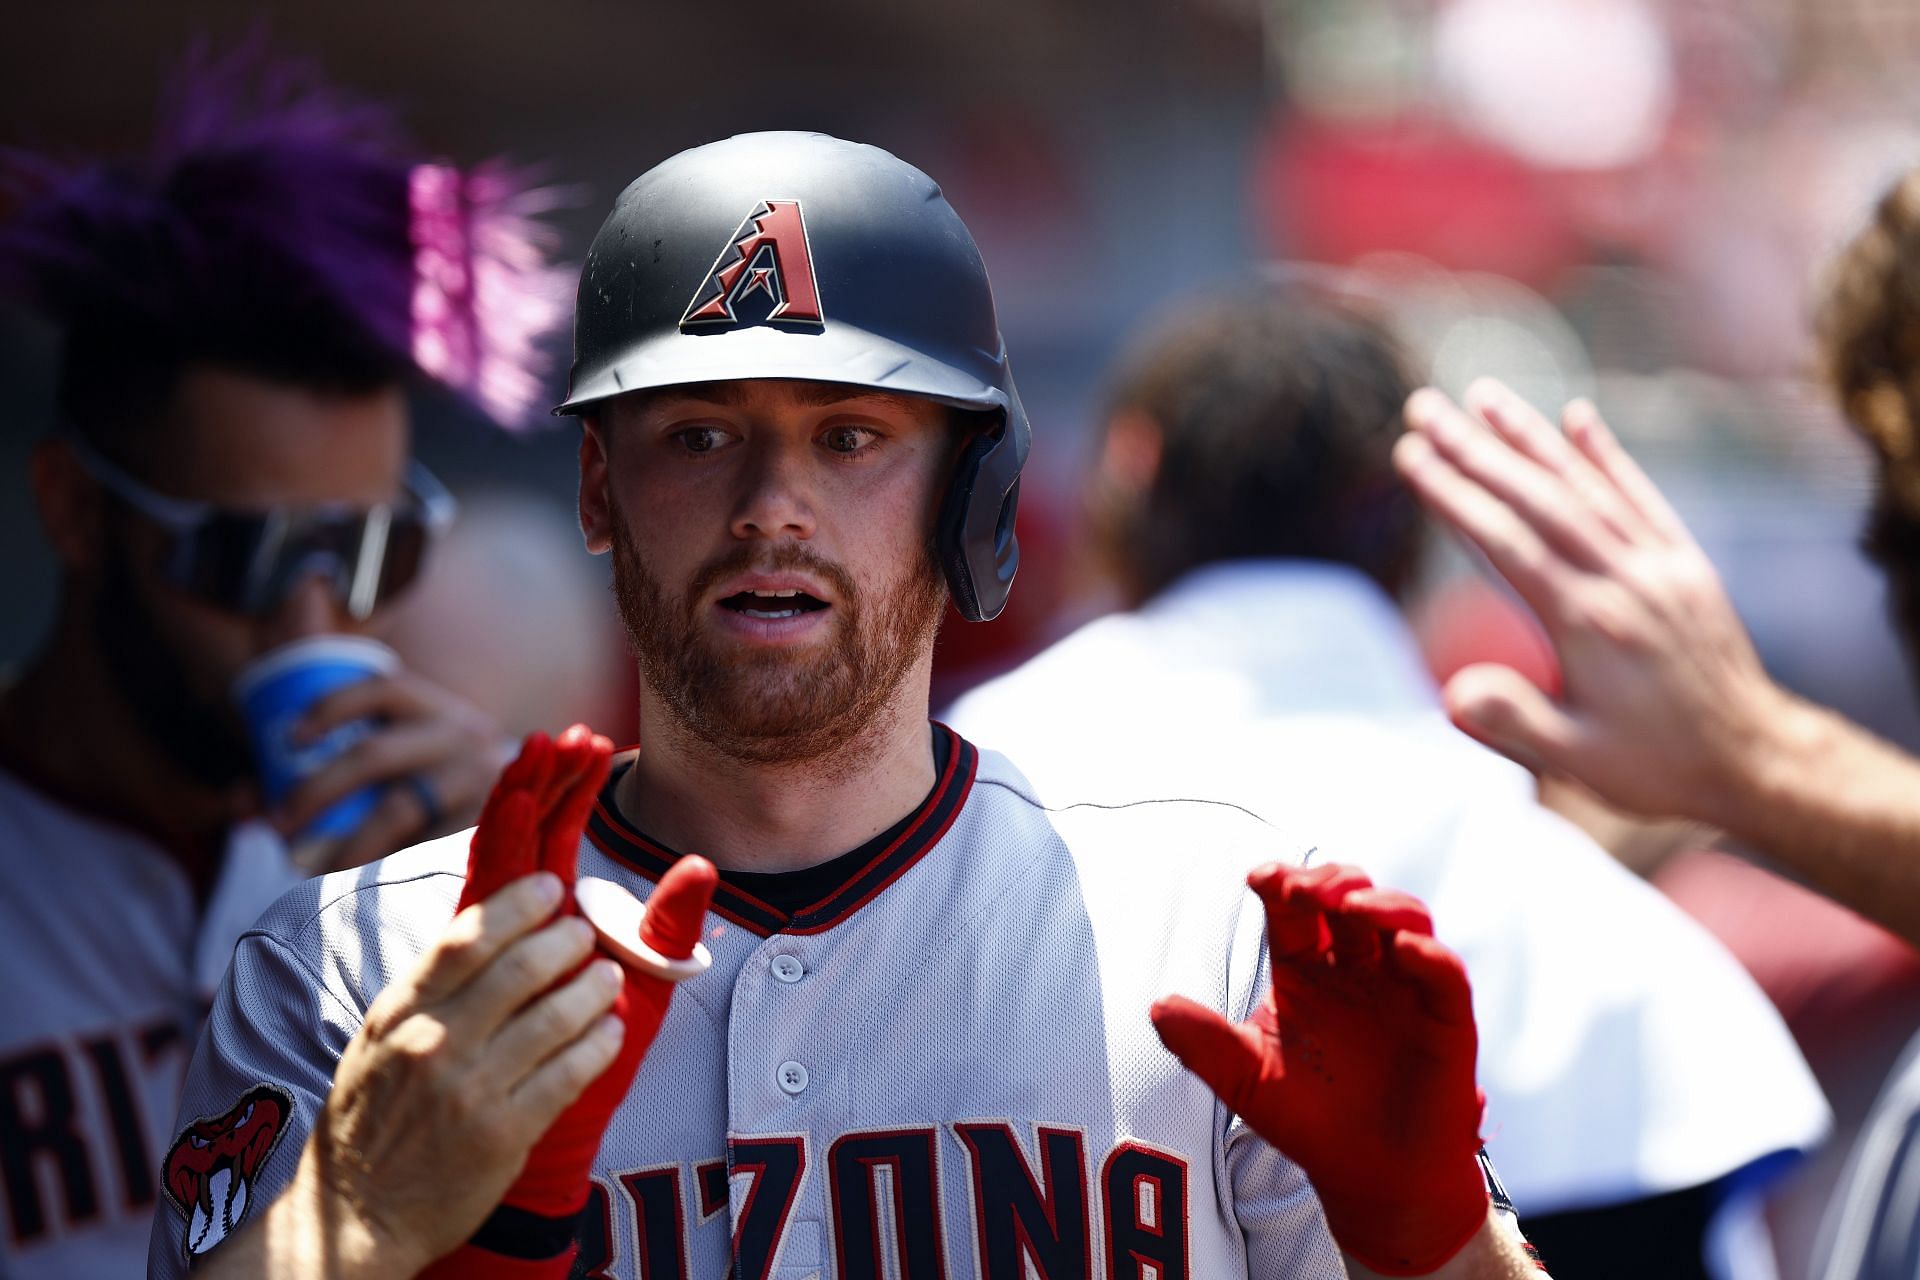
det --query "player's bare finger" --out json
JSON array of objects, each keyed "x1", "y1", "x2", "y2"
[
  {"x1": 507, "y1": 1013, "x2": 627, "y2": 1136},
  {"x1": 278, "y1": 717, "x2": 469, "y2": 831},
  {"x1": 1443, "y1": 662, "x2": 1583, "y2": 775},
  {"x1": 1404, "y1": 387, "x2": 1486, "y2": 439},
  {"x1": 487, "y1": 958, "x2": 624, "y2": 1085},
  {"x1": 407, "y1": 870, "x2": 566, "y2": 1009},
  {"x1": 317, "y1": 779, "x2": 446, "y2": 872},
  {"x1": 1409, "y1": 389, "x2": 1616, "y2": 573},
  {"x1": 418, "y1": 754, "x2": 494, "y2": 837},
  {"x1": 293, "y1": 672, "x2": 433, "y2": 742},
  {"x1": 1562, "y1": 398, "x2": 1693, "y2": 547},
  {"x1": 1390, "y1": 931, "x2": 1476, "y2": 1028},
  {"x1": 1394, "y1": 433, "x2": 1581, "y2": 626},
  {"x1": 444, "y1": 914, "x2": 598, "y2": 1041},
  {"x1": 1464, "y1": 380, "x2": 1638, "y2": 547},
  {"x1": 1463, "y1": 379, "x2": 1580, "y2": 471}
]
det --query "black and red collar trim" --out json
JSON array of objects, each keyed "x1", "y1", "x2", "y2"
[{"x1": 584, "y1": 723, "x2": 978, "y2": 937}]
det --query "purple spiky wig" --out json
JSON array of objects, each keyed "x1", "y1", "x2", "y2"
[{"x1": 0, "y1": 39, "x2": 570, "y2": 437}]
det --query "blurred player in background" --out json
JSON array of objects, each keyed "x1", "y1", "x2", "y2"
[
  {"x1": 0, "y1": 44, "x2": 566, "y2": 1275},
  {"x1": 1391, "y1": 167, "x2": 1920, "y2": 1279},
  {"x1": 945, "y1": 280, "x2": 1827, "y2": 1280}
]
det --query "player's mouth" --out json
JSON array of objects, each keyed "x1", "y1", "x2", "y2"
[
  {"x1": 710, "y1": 576, "x2": 836, "y2": 644},
  {"x1": 718, "y1": 587, "x2": 831, "y2": 621}
]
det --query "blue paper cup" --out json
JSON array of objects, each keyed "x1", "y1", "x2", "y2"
[{"x1": 233, "y1": 636, "x2": 399, "y2": 840}]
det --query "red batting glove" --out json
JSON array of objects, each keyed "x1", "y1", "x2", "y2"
[
  {"x1": 1150, "y1": 863, "x2": 1488, "y2": 1276},
  {"x1": 421, "y1": 726, "x2": 717, "y2": 1279}
]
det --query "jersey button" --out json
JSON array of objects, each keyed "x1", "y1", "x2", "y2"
[
  {"x1": 771, "y1": 954, "x2": 805, "y2": 983},
  {"x1": 777, "y1": 1061, "x2": 810, "y2": 1095}
]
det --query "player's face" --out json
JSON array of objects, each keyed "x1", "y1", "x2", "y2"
[
  {"x1": 587, "y1": 379, "x2": 950, "y2": 764},
  {"x1": 94, "y1": 367, "x2": 409, "y2": 787}
]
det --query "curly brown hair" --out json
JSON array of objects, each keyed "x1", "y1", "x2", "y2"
[{"x1": 1818, "y1": 170, "x2": 1920, "y2": 680}]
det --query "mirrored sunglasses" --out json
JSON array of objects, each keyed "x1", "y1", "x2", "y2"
[{"x1": 66, "y1": 436, "x2": 457, "y2": 621}]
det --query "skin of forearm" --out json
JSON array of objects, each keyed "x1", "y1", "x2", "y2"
[
  {"x1": 1714, "y1": 692, "x2": 1920, "y2": 947},
  {"x1": 1344, "y1": 1210, "x2": 1547, "y2": 1280},
  {"x1": 190, "y1": 1154, "x2": 430, "y2": 1280}
]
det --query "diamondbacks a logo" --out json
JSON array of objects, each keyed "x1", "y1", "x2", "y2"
[
  {"x1": 681, "y1": 199, "x2": 824, "y2": 329},
  {"x1": 162, "y1": 1083, "x2": 292, "y2": 1260}
]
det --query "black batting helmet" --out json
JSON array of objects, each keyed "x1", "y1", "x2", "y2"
[{"x1": 556, "y1": 131, "x2": 1029, "y2": 622}]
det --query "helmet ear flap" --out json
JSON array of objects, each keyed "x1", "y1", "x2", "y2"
[{"x1": 938, "y1": 412, "x2": 1027, "y2": 622}]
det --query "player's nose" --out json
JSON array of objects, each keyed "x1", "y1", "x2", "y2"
[{"x1": 729, "y1": 436, "x2": 816, "y2": 542}]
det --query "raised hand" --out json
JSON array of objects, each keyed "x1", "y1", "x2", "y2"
[
  {"x1": 1394, "y1": 379, "x2": 1791, "y2": 827},
  {"x1": 278, "y1": 666, "x2": 508, "y2": 872},
  {"x1": 1151, "y1": 862, "x2": 1487, "y2": 1276},
  {"x1": 421, "y1": 725, "x2": 717, "y2": 1278}
]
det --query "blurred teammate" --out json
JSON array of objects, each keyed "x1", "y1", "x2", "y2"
[
  {"x1": 159, "y1": 133, "x2": 1545, "y2": 1278},
  {"x1": 1391, "y1": 171, "x2": 1920, "y2": 1279},
  {"x1": 946, "y1": 281, "x2": 1826, "y2": 1279},
  {"x1": 0, "y1": 46, "x2": 565, "y2": 1275}
]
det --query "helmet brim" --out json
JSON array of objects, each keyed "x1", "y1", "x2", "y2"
[{"x1": 553, "y1": 321, "x2": 1011, "y2": 419}]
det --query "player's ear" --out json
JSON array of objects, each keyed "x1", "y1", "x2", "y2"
[
  {"x1": 578, "y1": 414, "x2": 613, "y2": 556},
  {"x1": 30, "y1": 437, "x2": 107, "y2": 573},
  {"x1": 1097, "y1": 409, "x2": 1164, "y2": 501}
]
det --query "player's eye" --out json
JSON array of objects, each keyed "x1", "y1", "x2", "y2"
[
  {"x1": 671, "y1": 425, "x2": 733, "y2": 455},
  {"x1": 821, "y1": 424, "x2": 878, "y2": 455}
]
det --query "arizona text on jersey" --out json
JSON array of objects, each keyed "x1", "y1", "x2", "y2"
[{"x1": 153, "y1": 731, "x2": 1363, "y2": 1276}]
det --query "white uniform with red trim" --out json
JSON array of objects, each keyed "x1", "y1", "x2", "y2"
[
  {"x1": 0, "y1": 764, "x2": 303, "y2": 1279},
  {"x1": 149, "y1": 728, "x2": 1353, "y2": 1278}
]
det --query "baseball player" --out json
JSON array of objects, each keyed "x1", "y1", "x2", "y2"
[
  {"x1": 0, "y1": 48, "x2": 565, "y2": 1277},
  {"x1": 157, "y1": 132, "x2": 1548, "y2": 1278}
]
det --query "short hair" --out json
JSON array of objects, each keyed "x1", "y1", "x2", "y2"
[
  {"x1": 1091, "y1": 282, "x2": 1422, "y2": 604},
  {"x1": 1817, "y1": 170, "x2": 1920, "y2": 679}
]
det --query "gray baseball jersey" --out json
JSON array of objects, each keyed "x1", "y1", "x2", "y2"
[
  {"x1": 151, "y1": 728, "x2": 1351, "y2": 1277},
  {"x1": 1817, "y1": 1027, "x2": 1920, "y2": 1280},
  {"x1": 0, "y1": 765, "x2": 303, "y2": 1278}
]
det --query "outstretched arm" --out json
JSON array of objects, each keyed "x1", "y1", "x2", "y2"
[
  {"x1": 1395, "y1": 379, "x2": 1920, "y2": 945},
  {"x1": 1152, "y1": 862, "x2": 1547, "y2": 1277}
]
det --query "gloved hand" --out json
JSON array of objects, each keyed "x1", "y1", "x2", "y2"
[
  {"x1": 421, "y1": 725, "x2": 716, "y2": 1279},
  {"x1": 1150, "y1": 862, "x2": 1487, "y2": 1276}
]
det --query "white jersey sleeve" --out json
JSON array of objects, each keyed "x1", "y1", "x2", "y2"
[
  {"x1": 1217, "y1": 906, "x2": 1347, "y2": 1276},
  {"x1": 147, "y1": 840, "x2": 466, "y2": 1278}
]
